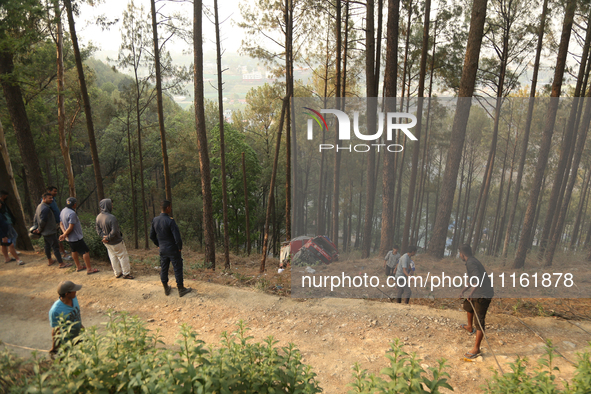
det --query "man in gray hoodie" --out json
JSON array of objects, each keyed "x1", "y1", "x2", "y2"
[
  {"x1": 33, "y1": 193, "x2": 69, "y2": 268},
  {"x1": 95, "y1": 199, "x2": 133, "y2": 279}
]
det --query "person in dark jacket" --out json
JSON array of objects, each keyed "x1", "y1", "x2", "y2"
[
  {"x1": 0, "y1": 191, "x2": 24, "y2": 265},
  {"x1": 45, "y1": 186, "x2": 71, "y2": 260},
  {"x1": 33, "y1": 193, "x2": 69, "y2": 268},
  {"x1": 459, "y1": 243, "x2": 494, "y2": 359},
  {"x1": 95, "y1": 199, "x2": 133, "y2": 279},
  {"x1": 150, "y1": 200, "x2": 192, "y2": 297}
]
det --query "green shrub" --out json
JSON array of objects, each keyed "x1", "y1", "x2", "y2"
[
  {"x1": 78, "y1": 213, "x2": 109, "y2": 260},
  {"x1": 348, "y1": 339, "x2": 452, "y2": 393},
  {"x1": 3, "y1": 313, "x2": 321, "y2": 394},
  {"x1": 485, "y1": 340, "x2": 591, "y2": 394}
]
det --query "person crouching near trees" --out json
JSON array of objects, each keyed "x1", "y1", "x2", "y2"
[
  {"x1": 459, "y1": 243, "x2": 494, "y2": 359},
  {"x1": 395, "y1": 245, "x2": 417, "y2": 304}
]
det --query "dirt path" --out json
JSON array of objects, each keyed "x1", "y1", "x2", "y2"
[{"x1": 1, "y1": 252, "x2": 590, "y2": 393}]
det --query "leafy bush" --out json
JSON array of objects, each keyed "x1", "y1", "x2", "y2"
[
  {"x1": 485, "y1": 340, "x2": 591, "y2": 394},
  {"x1": 78, "y1": 213, "x2": 109, "y2": 260},
  {"x1": 3, "y1": 313, "x2": 321, "y2": 394},
  {"x1": 348, "y1": 339, "x2": 452, "y2": 393}
]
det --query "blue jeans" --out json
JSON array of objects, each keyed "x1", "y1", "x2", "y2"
[
  {"x1": 160, "y1": 252, "x2": 184, "y2": 288},
  {"x1": 7, "y1": 225, "x2": 17, "y2": 245}
]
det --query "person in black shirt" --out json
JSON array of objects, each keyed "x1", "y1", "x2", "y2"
[
  {"x1": 459, "y1": 243, "x2": 494, "y2": 359},
  {"x1": 149, "y1": 200, "x2": 192, "y2": 297}
]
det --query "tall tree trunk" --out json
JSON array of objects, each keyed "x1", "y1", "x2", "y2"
[
  {"x1": 538, "y1": 4, "x2": 591, "y2": 260},
  {"x1": 399, "y1": 0, "x2": 412, "y2": 113},
  {"x1": 502, "y1": 0, "x2": 549, "y2": 259},
  {"x1": 393, "y1": 134, "x2": 407, "y2": 241},
  {"x1": 545, "y1": 93, "x2": 591, "y2": 265},
  {"x1": 0, "y1": 50, "x2": 46, "y2": 202},
  {"x1": 428, "y1": 0, "x2": 488, "y2": 258},
  {"x1": 331, "y1": 0, "x2": 343, "y2": 247},
  {"x1": 570, "y1": 167, "x2": 591, "y2": 249},
  {"x1": 513, "y1": 0, "x2": 576, "y2": 269},
  {"x1": 194, "y1": 0, "x2": 216, "y2": 267},
  {"x1": 213, "y1": 0, "x2": 231, "y2": 269},
  {"x1": 413, "y1": 22, "x2": 438, "y2": 245},
  {"x1": 469, "y1": 16, "x2": 512, "y2": 250},
  {"x1": 133, "y1": 67, "x2": 149, "y2": 249},
  {"x1": 286, "y1": 0, "x2": 294, "y2": 241},
  {"x1": 361, "y1": 0, "x2": 377, "y2": 258},
  {"x1": 261, "y1": 98, "x2": 288, "y2": 272},
  {"x1": 63, "y1": 0, "x2": 104, "y2": 200},
  {"x1": 488, "y1": 127, "x2": 511, "y2": 254},
  {"x1": 55, "y1": 2, "x2": 75, "y2": 198},
  {"x1": 126, "y1": 116, "x2": 139, "y2": 249},
  {"x1": 0, "y1": 122, "x2": 33, "y2": 250},
  {"x1": 379, "y1": 0, "x2": 401, "y2": 257},
  {"x1": 494, "y1": 125, "x2": 518, "y2": 255},
  {"x1": 242, "y1": 152, "x2": 251, "y2": 255},
  {"x1": 316, "y1": 27, "x2": 330, "y2": 236},
  {"x1": 451, "y1": 150, "x2": 466, "y2": 253},
  {"x1": 402, "y1": 0, "x2": 431, "y2": 251},
  {"x1": 150, "y1": 0, "x2": 172, "y2": 203}
]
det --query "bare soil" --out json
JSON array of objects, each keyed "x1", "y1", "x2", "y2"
[{"x1": 1, "y1": 249, "x2": 591, "y2": 393}]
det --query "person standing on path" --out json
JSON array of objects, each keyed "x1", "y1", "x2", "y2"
[
  {"x1": 150, "y1": 200, "x2": 192, "y2": 297},
  {"x1": 49, "y1": 280, "x2": 84, "y2": 356},
  {"x1": 395, "y1": 245, "x2": 417, "y2": 304},
  {"x1": 95, "y1": 199, "x2": 134, "y2": 279},
  {"x1": 383, "y1": 245, "x2": 400, "y2": 277},
  {"x1": 59, "y1": 197, "x2": 99, "y2": 275},
  {"x1": 0, "y1": 197, "x2": 24, "y2": 265},
  {"x1": 458, "y1": 243, "x2": 494, "y2": 359},
  {"x1": 45, "y1": 186, "x2": 71, "y2": 260},
  {"x1": 33, "y1": 193, "x2": 70, "y2": 268}
]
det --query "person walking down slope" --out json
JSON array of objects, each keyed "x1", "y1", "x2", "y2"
[
  {"x1": 59, "y1": 197, "x2": 99, "y2": 275},
  {"x1": 150, "y1": 200, "x2": 192, "y2": 297},
  {"x1": 33, "y1": 193, "x2": 70, "y2": 269},
  {"x1": 95, "y1": 199, "x2": 134, "y2": 279}
]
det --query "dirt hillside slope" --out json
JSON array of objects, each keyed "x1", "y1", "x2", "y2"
[{"x1": 1, "y1": 252, "x2": 590, "y2": 393}]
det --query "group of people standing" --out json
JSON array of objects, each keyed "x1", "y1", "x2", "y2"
[
  {"x1": 383, "y1": 243, "x2": 494, "y2": 360},
  {"x1": 32, "y1": 187, "x2": 99, "y2": 274},
  {"x1": 383, "y1": 244, "x2": 417, "y2": 304},
  {"x1": 44, "y1": 194, "x2": 192, "y2": 355}
]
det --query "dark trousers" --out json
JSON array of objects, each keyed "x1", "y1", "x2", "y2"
[
  {"x1": 160, "y1": 252, "x2": 184, "y2": 288},
  {"x1": 43, "y1": 233, "x2": 63, "y2": 264},
  {"x1": 396, "y1": 277, "x2": 411, "y2": 304}
]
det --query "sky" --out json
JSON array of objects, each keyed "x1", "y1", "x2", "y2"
[{"x1": 78, "y1": 0, "x2": 248, "y2": 62}]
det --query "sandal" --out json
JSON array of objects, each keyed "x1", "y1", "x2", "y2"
[
  {"x1": 58, "y1": 262, "x2": 73, "y2": 269},
  {"x1": 463, "y1": 351, "x2": 481, "y2": 359},
  {"x1": 115, "y1": 273, "x2": 123, "y2": 278},
  {"x1": 87, "y1": 268, "x2": 99, "y2": 275},
  {"x1": 122, "y1": 274, "x2": 134, "y2": 280},
  {"x1": 17, "y1": 260, "x2": 25, "y2": 265},
  {"x1": 460, "y1": 324, "x2": 476, "y2": 335},
  {"x1": 76, "y1": 266, "x2": 87, "y2": 272},
  {"x1": 5, "y1": 258, "x2": 16, "y2": 263},
  {"x1": 48, "y1": 260, "x2": 56, "y2": 266}
]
